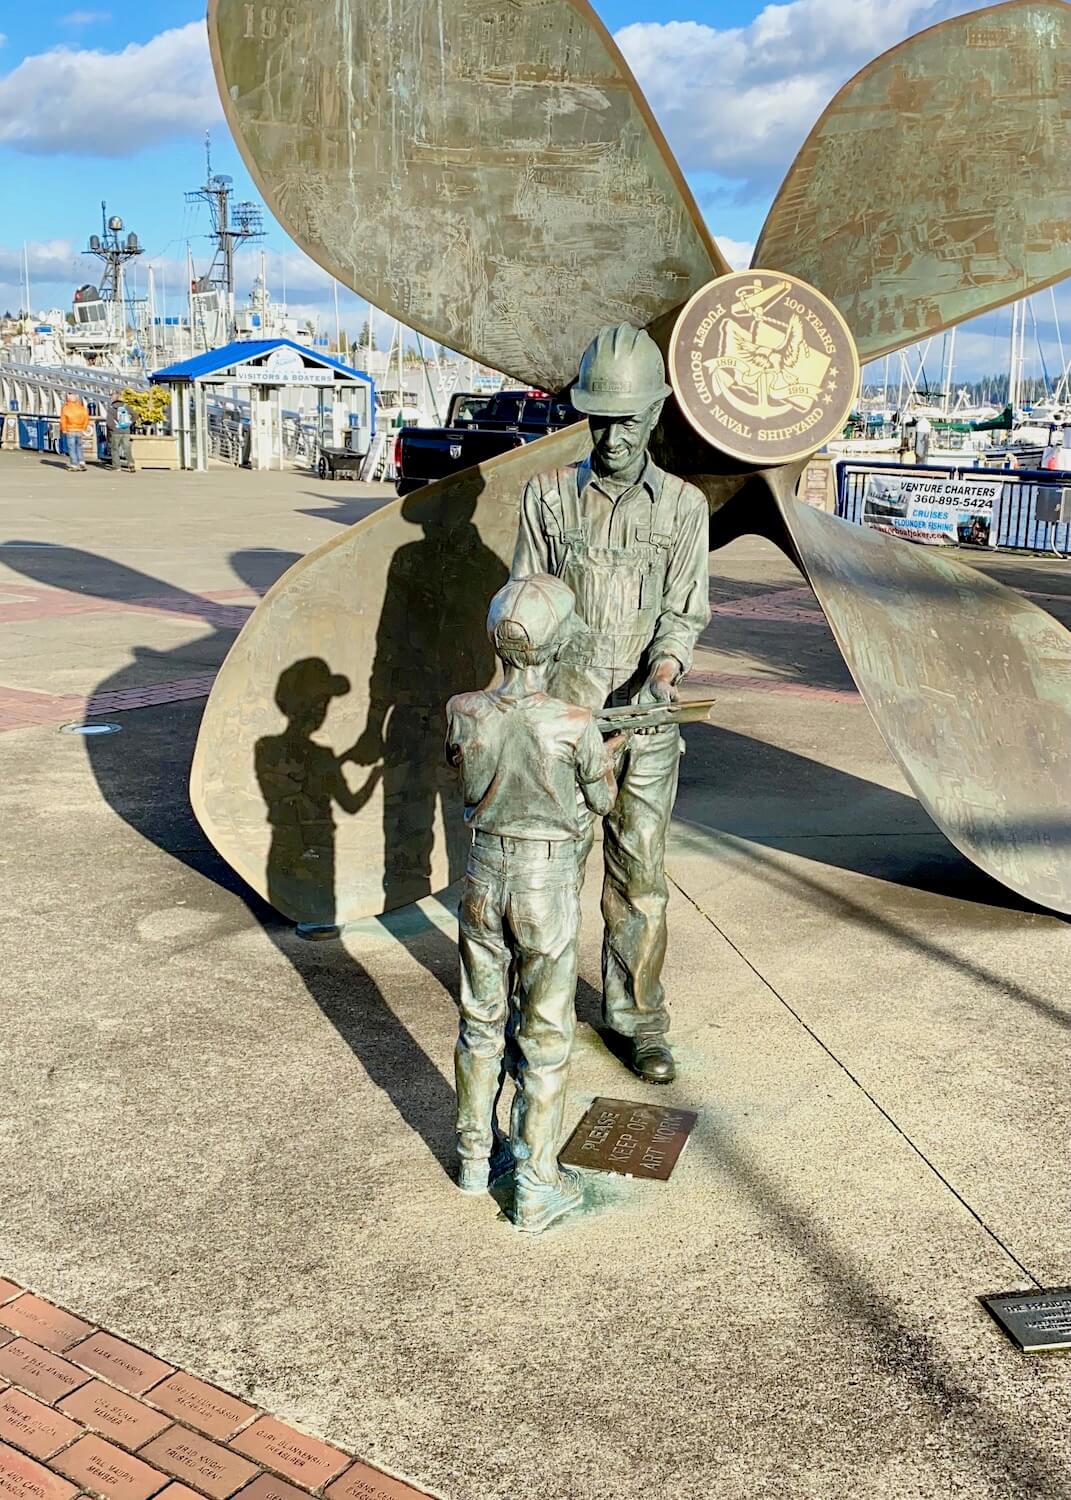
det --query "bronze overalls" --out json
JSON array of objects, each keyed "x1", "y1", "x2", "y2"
[{"x1": 535, "y1": 467, "x2": 688, "y2": 1039}]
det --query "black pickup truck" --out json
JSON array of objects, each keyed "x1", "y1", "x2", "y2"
[{"x1": 394, "y1": 389, "x2": 579, "y2": 494}]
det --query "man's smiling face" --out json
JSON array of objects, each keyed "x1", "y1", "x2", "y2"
[{"x1": 588, "y1": 401, "x2": 663, "y2": 477}]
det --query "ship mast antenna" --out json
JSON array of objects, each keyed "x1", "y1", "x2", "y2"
[{"x1": 186, "y1": 131, "x2": 264, "y2": 339}]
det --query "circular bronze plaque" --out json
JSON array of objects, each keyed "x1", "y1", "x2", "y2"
[{"x1": 669, "y1": 270, "x2": 860, "y2": 465}]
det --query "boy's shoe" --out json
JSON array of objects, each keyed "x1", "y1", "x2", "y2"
[
  {"x1": 457, "y1": 1158, "x2": 489, "y2": 1194},
  {"x1": 513, "y1": 1166, "x2": 584, "y2": 1234}
]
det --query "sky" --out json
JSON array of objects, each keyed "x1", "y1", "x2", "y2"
[{"x1": 0, "y1": 0, "x2": 1067, "y2": 386}]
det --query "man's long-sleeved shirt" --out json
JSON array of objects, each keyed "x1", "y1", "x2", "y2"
[{"x1": 511, "y1": 455, "x2": 711, "y2": 707}]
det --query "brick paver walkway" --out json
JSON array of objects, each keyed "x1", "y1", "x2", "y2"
[
  {"x1": 8, "y1": 573, "x2": 1059, "y2": 733},
  {"x1": 0, "y1": 581, "x2": 859, "y2": 735},
  {"x1": 0, "y1": 1281, "x2": 430, "y2": 1500}
]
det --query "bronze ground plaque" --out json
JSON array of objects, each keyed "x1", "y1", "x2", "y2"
[
  {"x1": 669, "y1": 270, "x2": 859, "y2": 466},
  {"x1": 560, "y1": 1097, "x2": 697, "y2": 1181},
  {"x1": 982, "y1": 1287, "x2": 1071, "y2": 1353}
]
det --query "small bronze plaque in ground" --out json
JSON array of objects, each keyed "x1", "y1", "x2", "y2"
[
  {"x1": 982, "y1": 1287, "x2": 1071, "y2": 1353},
  {"x1": 559, "y1": 1098, "x2": 697, "y2": 1181}
]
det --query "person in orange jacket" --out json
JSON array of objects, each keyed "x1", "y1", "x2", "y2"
[{"x1": 59, "y1": 392, "x2": 90, "y2": 471}]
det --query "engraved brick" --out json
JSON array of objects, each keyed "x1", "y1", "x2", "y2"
[
  {"x1": 230, "y1": 1420, "x2": 348, "y2": 1490},
  {"x1": 0, "y1": 1339, "x2": 11, "y2": 1353},
  {"x1": 144, "y1": 1378, "x2": 253, "y2": 1443},
  {"x1": 0, "y1": 1300, "x2": 94, "y2": 1357},
  {"x1": 58, "y1": 1384, "x2": 170, "y2": 1450},
  {"x1": 325, "y1": 1461, "x2": 430, "y2": 1500},
  {"x1": 0, "y1": 1289, "x2": 19, "y2": 1309},
  {"x1": 0, "y1": 1343, "x2": 91, "y2": 1405},
  {"x1": 138, "y1": 1429, "x2": 257, "y2": 1500},
  {"x1": 0, "y1": 1389, "x2": 80, "y2": 1461},
  {"x1": 152, "y1": 1485, "x2": 204, "y2": 1500},
  {"x1": 0, "y1": 1439, "x2": 79, "y2": 1500},
  {"x1": 52, "y1": 1435, "x2": 168, "y2": 1500},
  {"x1": 66, "y1": 1336, "x2": 174, "y2": 1399},
  {"x1": 230, "y1": 1474, "x2": 307, "y2": 1500}
]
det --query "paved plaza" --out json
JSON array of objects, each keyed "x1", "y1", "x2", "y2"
[{"x1": 0, "y1": 451, "x2": 1069, "y2": 1500}]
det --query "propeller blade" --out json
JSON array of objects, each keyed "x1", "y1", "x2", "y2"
[
  {"x1": 754, "y1": 0, "x2": 1071, "y2": 363},
  {"x1": 190, "y1": 426, "x2": 591, "y2": 924},
  {"x1": 763, "y1": 466, "x2": 1071, "y2": 915},
  {"x1": 208, "y1": 0, "x2": 724, "y2": 390}
]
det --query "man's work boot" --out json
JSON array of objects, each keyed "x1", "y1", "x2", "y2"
[
  {"x1": 513, "y1": 1166, "x2": 584, "y2": 1234},
  {"x1": 489, "y1": 1137, "x2": 515, "y2": 1182},
  {"x1": 629, "y1": 1034, "x2": 676, "y2": 1084}
]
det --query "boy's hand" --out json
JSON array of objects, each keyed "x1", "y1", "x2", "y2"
[{"x1": 604, "y1": 731, "x2": 629, "y2": 760}]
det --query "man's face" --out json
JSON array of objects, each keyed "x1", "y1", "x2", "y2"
[{"x1": 588, "y1": 401, "x2": 662, "y2": 476}]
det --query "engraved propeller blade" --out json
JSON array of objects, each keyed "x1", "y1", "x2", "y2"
[
  {"x1": 190, "y1": 427, "x2": 590, "y2": 924},
  {"x1": 208, "y1": 0, "x2": 725, "y2": 391},
  {"x1": 754, "y1": 0, "x2": 1071, "y2": 363},
  {"x1": 759, "y1": 467, "x2": 1071, "y2": 915}
]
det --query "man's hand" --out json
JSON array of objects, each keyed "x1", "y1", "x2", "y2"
[
  {"x1": 345, "y1": 720, "x2": 385, "y2": 765},
  {"x1": 636, "y1": 659, "x2": 680, "y2": 733},
  {"x1": 643, "y1": 659, "x2": 679, "y2": 704}
]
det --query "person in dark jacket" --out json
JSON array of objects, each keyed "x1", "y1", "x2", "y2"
[{"x1": 106, "y1": 395, "x2": 135, "y2": 473}]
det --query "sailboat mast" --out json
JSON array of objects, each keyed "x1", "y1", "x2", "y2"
[
  {"x1": 942, "y1": 328, "x2": 956, "y2": 415},
  {"x1": 1051, "y1": 285, "x2": 1068, "y2": 404},
  {"x1": 397, "y1": 321, "x2": 405, "y2": 416},
  {"x1": 147, "y1": 265, "x2": 156, "y2": 364}
]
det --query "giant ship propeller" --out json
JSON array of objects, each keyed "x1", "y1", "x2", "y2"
[{"x1": 192, "y1": 0, "x2": 1071, "y2": 924}]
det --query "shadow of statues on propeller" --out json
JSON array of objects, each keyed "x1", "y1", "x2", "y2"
[
  {"x1": 345, "y1": 488, "x2": 510, "y2": 913},
  {"x1": 255, "y1": 658, "x2": 382, "y2": 928}
]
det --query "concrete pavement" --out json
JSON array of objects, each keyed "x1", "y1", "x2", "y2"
[{"x1": 0, "y1": 451, "x2": 1069, "y2": 1500}]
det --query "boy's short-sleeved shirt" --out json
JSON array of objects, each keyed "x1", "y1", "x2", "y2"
[{"x1": 446, "y1": 689, "x2": 608, "y2": 840}]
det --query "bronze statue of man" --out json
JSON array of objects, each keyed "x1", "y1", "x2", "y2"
[{"x1": 511, "y1": 324, "x2": 711, "y2": 1083}]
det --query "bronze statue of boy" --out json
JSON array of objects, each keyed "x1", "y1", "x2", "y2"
[{"x1": 446, "y1": 575, "x2": 621, "y2": 1233}]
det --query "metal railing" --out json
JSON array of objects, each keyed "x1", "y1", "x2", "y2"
[
  {"x1": 9, "y1": 402, "x2": 322, "y2": 472},
  {"x1": 0, "y1": 360, "x2": 146, "y2": 419},
  {"x1": 835, "y1": 459, "x2": 1071, "y2": 556}
]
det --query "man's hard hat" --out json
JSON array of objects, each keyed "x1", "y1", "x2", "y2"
[
  {"x1": 571, "y1": 323, "x2": 671, "y2": 417},
  {"x1": 486, "y1": 574, "x2": 577, "y2": 655}
]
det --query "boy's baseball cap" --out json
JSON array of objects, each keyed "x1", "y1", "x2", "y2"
[
  {"x1": 274, "y1": 657, "x2": 350, "y2": 714},
  {"x1": 486, "y1": 574, "x2": 577, "y2": 654}
]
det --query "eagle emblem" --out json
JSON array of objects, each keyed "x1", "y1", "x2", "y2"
[{"x1": 703, "y1": 278, "x2": 833, "y2": 420}]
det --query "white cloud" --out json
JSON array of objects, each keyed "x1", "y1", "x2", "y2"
[
  {"x1": 0, "y1": 22, "x2": 221, "y2": 156},
  {"x1": 0, "y1": 239, "x2": 84, "y2": 285},
  {"x1": 616, "y1": 0, "x2": 969, "y2": 198},
  {"x1": 0, "y1": 237, "x2": 403, "y2": 346},
  {"x1": 714, "y1": 236, "x2": 755, "y2": 271}
]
